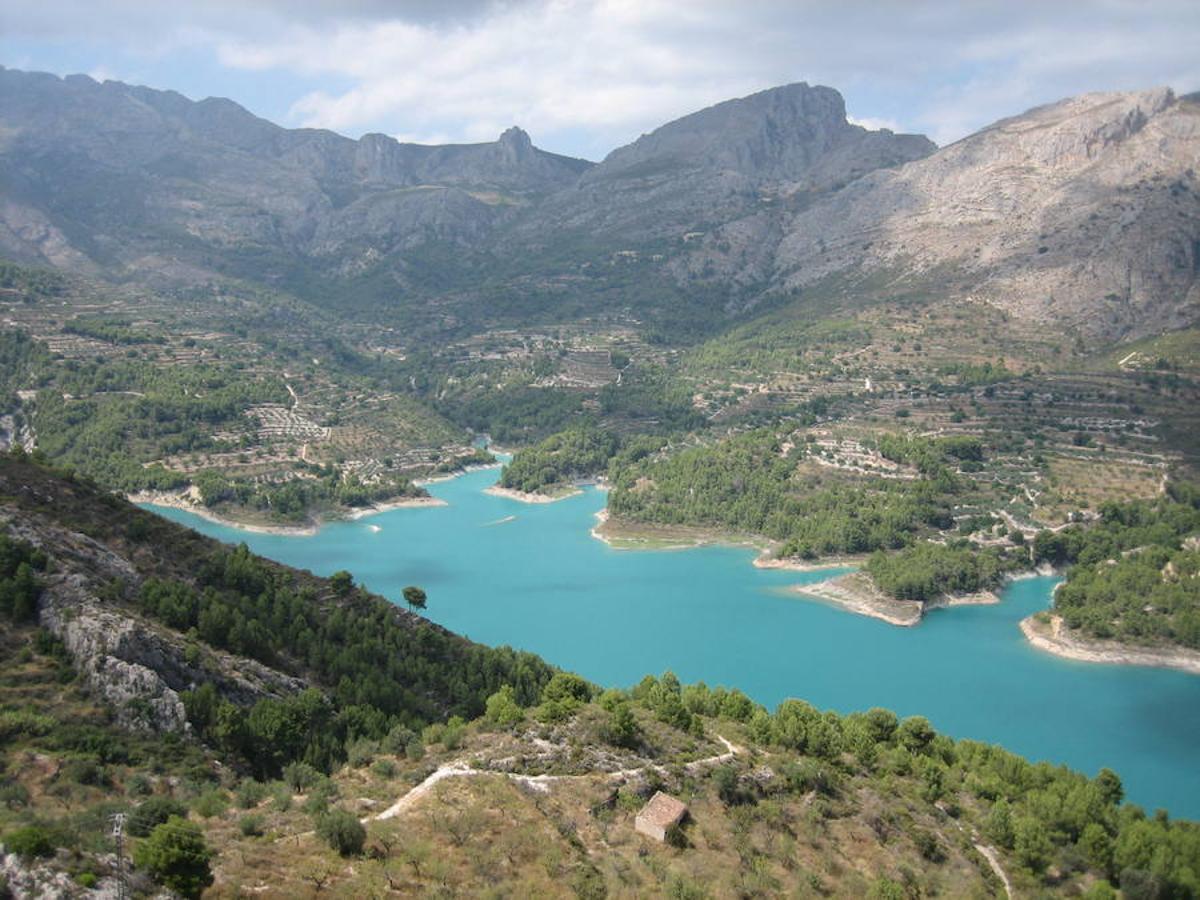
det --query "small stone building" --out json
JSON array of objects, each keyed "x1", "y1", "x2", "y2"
[{"x1": 634, "y1": 791, "x2": 688, "y2": 842}]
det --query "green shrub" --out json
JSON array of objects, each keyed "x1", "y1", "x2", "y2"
[
  {"x1": 76, "y1": 872, "x2": 98, "y2": 889},
  {"x1": 0, "y1": 782, "x2": 30, "y2": 810},
  {"x1": 132, "y1": 816, "x2": 213, "y2": 899},
  {"x1": 371, "y1": 759, "x2": 396, "y2": 779},
  {"x1": 235, "y1": 779, "x2": 268, "y2": 809},
  {"x1": 3, "y1": 824, "x2": 55, "y2": 858},
  {"x1": 911, "y1": 828, "x2": 945, "y2": 862},
  {"x1": 0, "y1": 709, "x2": 55, "y2": 740},
  {"x1": 302, "y1": 779, "x2": 339, "y2": 817},
  {"x1": 441, "y1": 717, "x2": 466, "y2": 751},
  {"x1": 238, "y1": 814, "x2": 265, "y2": 837},
  {"x1": 485, "y1": 685, "x2": 524, "y2": 728},
  {"x1": 62, "y1": 758, "x2": 107, "y2": 786},
  {"x1": 129, "y1": 796, "x2": 188, "y2": 837},
  {"x1": 271, "y1": 783, "x2": 293, "y2": 812},
  {"x1": 316, "y1": 808, "x2": 365, "y2": 857},
  {"x1": 383, "y1": 724, "x2": 415, "y2": 755},
  {"x1": 346, "y1": 739, "x2": 377, "y2": 768},
  {"x1": 190, "y1": 789, "x2": 228, "y2": 819},
  {"x1": 282, "y1": 761, "x2": 320, "y2": 792},
  {"x1": 602, "y1": 703, "x2": 640, "y2": 749}
]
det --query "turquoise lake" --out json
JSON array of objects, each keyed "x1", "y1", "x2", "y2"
[{"x1": 148, "y1": 465, "x2": 1200, "y2": 819}]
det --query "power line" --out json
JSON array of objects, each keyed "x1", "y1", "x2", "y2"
[{"x1": 109, "y1": 812, "x2": 128, "y2": 900}]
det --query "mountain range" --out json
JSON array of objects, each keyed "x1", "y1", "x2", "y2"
[{"x1": 1, "y1": 65, "x2": 1198, "y2": 342}]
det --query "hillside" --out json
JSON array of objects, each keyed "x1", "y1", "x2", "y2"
[
  {"x1": 761, "y1": 88, "x2": 1200, "y2": 342},
  {"x1": 1, "y1": 453, "x2": 1199, "y2": 897}
]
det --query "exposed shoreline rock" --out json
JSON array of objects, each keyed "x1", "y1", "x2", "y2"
[
  {"x1": 795, "y1": 572, "x2": 1000, "y2": 627},
  {"x1": 485, "y1": 484, "x2": 582, "y2": 504},
  {"x1": 127, "y1": 488, "x2": 445, "y2": 536},
  {"x1": 1020, "y1": 614, "x2": 1200, "y2": 675}
]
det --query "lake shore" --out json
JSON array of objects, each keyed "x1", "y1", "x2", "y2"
[
  {"x1": 590, "y1": 510, "x2": 771, "y2": 552},
  {"x1": 130, "y1": 489, "x2": 445, "y2": 536},
  {"x1": 795, "y1": 572, "x2": 924, "y2": 626},
  {"x1": 1020, "y1": 614, "x2": 1200, "y2": 675},
  {"x1": 484, "y1": 484, "x2": 582, "y2": 504},
  {"x1": 795, "y1": 572, "x2": 1001, "y2": 627},
  {"x1": 415, "y1": 461, "x2": 502, "y2": 488},
  {"x1": 753, "y1": 551, "x2": 868, "y2": 572}
]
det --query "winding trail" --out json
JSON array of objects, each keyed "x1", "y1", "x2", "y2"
[{"x1": 370, "y1": 733, "x2": 742, "y2": 823}]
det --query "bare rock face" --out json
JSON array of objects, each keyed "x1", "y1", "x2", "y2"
[
  {"x1": 0, "y1": 850, "x2": 101, "y2": 900},
  {"x1": 38, "y1": 574, "x2": 190, "y2": 733},
  {"x1": 768, "y1": 89, "x2": 1200, "y2": 340},
  {"x1": 1, "y1": 504, "x2": 307, "y2": 735},
  {"x1": 36, "y1": 572, "x2": 306, "y2": 733}
]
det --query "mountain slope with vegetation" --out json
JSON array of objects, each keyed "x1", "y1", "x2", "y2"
[{"x1": 1, "y1": 454, "x2": 1198, "y2": 897}]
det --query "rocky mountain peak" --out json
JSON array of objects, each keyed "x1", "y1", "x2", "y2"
[
  {"x1": 499, "y1": 125, "x2": 534, "y2": 150},
  {"x1": 495, "y1": 125, "x2": 535, "y2": 164},
  {"x1": 591, "y1": 81, "x2": 933, "y2": 184}
]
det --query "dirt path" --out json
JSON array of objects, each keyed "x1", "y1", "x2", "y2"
[
  {"x1": 974, "y1": 842, "x2": 1013, "y2": 898},
  {"x1": 935, "y1": 799, "x2": 1012, "y2": 897},
  {"x1": 370, "y1": 733, "x2": 743, "y2": 823}
]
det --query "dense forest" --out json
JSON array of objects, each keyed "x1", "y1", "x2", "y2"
[
  {"x1": 865, "y1": 542, "x2": 1015, "y2": 603},
  {"x1": 192, "y1": 467, "x2": 427, "y2": 524},
  {"x1": 1055, "y1": 546, "x2": 1200, "y2": 648},
  {"x1": 142, "y1": 541, "x2": 555, "y2": 777},
  {"x1": 607, "y1": 429, "x2": 962, "y2": 557},
  {"x1": 0, "y1": 533, "x2": 47, "y2": 623},
  {"x1": 498, "y1": 425, "x2": 621, "y2": 493},
  {"x1": 1034, "y1": 488, "x2": 1200, "y2": 648}
]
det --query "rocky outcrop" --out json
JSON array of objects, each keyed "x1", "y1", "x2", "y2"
[
  {"x1": 1, "y1": 503, "x2": 308, "y2": 734},
  {"x1": 0, "y1": 850, "x2": 115, "y2": 900},
  {"x1": 36, "y1": 572, "x2": 307, "y2": 733}
]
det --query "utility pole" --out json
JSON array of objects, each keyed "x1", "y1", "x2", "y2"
[{"x1": 109, "y1": 812, "x2": 128, "y2": 900}]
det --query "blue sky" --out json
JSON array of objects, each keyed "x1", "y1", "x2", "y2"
[{"x1": 3, "y1": 1, "x2": 1198, "y2": 160}]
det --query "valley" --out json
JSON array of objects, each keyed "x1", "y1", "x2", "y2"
[
  {"x1": 0, "y1": 59, "x2": 1198, "y2": 898},
  {"x1": 4, "y1": 456, "x2": 1200, "y2": 898}
]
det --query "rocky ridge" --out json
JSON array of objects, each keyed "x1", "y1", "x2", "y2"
[
  {"x1": 1, "y1": 67, "x2": 1198, "y2": 340},
  {"x1": 0, "y1": 504, "x2": 307, "y2": 734}
]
